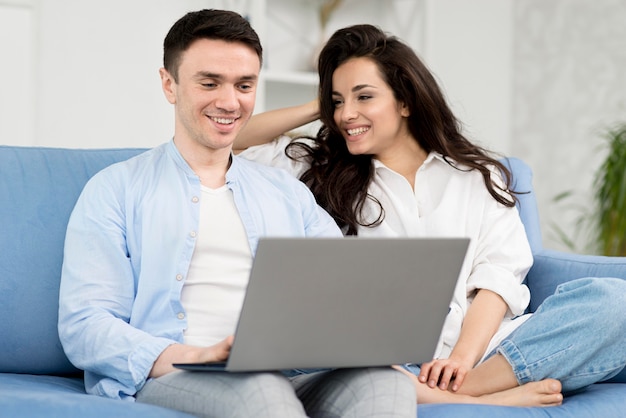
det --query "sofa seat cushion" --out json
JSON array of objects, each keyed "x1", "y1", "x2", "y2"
[
  {"x1": 417, "y1": 383, "x2": 626, "y2": 417},
  {"x1": 0, "y1": 373, "x2": 194, "y2": 418}
]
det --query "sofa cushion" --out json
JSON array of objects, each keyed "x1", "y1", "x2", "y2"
[
  {"x1": 526, "y1": 248, "x2": 626, "y2": 312},
  {"x1": 0, "y1": 373, "x2": 195, "y2": 417},
  {"x1": 417, "y1": 383, "x2": 626, "y2": 417},
  {"x1": 0, "y1": 146, "x2": 146, "y2": 374}
]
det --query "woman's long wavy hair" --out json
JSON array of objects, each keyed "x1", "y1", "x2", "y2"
[{"x1": 288, "y1": 24, "x2": 516, "y2": 235}]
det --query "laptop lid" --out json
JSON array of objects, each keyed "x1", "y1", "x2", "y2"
[{"x1": 189, "y1": 236, "x2": 467, "y2": 372}]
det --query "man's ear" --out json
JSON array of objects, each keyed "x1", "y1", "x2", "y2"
[{"x1": 160, "y1": 68, "x2": 176, "y2": 104}]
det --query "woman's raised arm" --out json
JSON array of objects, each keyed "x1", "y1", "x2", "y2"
[{"x1": 234, "y1": 100, "x2": 320, "y2": 151}]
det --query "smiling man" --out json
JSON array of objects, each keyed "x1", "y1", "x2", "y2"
[{"x1": 57, "y1": 9, "x2": 416, "y2": 418}]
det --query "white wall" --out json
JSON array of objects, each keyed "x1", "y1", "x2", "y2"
[
  {"x1": 512, "y1": 0, "x2": 626, "y2": 252},
  {"x1": 423, "y1": 0, "x2": 513, "y2": 155},
  {"x1": 0, "y1": 1, "x2": 35, "y2": 146},
  {"x1": 7, "y1": 0, "x2": 510, "y2": 153},
  {"x1": 34, "y1": 0, "x2": 223, "y2": 149}
]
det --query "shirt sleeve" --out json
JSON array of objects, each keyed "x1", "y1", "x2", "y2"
[
  {"x1": 58, "y1": 173, "x2": 176, "y2": 399},
  {"x1": 465, "y1": 176, "x2": 532, "y2": 317},
  {"x1": 238, "y1": 135, "x2": 311, "y2": 179},
  {"x1": 293, "y1": 178, "x2": 343, "y2": 238}
]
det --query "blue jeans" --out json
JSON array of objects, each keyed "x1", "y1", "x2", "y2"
[
  {"x1": 496, "y1": 277, "x2": 626, "y2": 393},
  {"x1": 403, "y1": 277, "x2": 626, "y2": 394}
]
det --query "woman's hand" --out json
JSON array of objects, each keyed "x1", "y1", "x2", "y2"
[
  {"x1": 418, "y1": 356, "x2": 473, "y2": 392},
  {"x1": 149, "y1": 335, "x2": 234, "y2": 378},
  {"x1": 419, "y1": 289, "x2": 509, "y2": 392}
]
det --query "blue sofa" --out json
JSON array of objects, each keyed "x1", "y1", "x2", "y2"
[{"x1": 0, "y1": 145, "x2": 624, "y2": 417}]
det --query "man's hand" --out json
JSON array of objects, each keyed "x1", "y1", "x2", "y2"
[{"x1": 150, "y1": 335, "x2": 234, "y2": 378}]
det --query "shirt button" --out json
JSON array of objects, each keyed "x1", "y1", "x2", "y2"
[
  {"x1": 175, "y1": 274, "x2": 183, "y2": 281},
  {"x1": 190, "y1": 231, "x2": 197, "y2": 238},
  {"x1": 191, "y1": 196, "x2": 199, "y2": 203},
  {"x1": 177, "y1": 312, "x2": 185, "y2": 320}
]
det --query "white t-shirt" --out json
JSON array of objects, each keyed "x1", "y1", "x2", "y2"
[
  {"x1": 180, "y1": 185, "x2": 252, "y2": 347},
  {"x1": 240, "y1": 135, "x2": 533, "y2": 361}
]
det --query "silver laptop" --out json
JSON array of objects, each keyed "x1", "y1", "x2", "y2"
[{"x1": 173, "y1": 236, "x2": 469, "y2": 372}]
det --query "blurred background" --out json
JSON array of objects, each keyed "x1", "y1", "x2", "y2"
[{"x1": 1, "y1": 0, "x2": 625, "y2": 254}]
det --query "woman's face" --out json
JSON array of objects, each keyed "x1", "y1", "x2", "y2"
[{"x1": 331, "y1": 57, "x2": 411, "y2": 159}]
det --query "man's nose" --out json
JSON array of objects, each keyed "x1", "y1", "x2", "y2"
[{"x1": 215, "y1": 86, "x2": 239, "y2": 112}]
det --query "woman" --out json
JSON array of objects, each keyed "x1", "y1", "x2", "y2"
[{"x1": 235, "y1": 24, "x2": 626, "y2": 406}]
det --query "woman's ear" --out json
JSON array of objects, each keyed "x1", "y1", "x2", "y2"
[
  {"x1": 400, "y1": 102, "x2": 410, "y2": 117},
  {"x1": 159, "y1": 68, "x2": 177, "y2": 104}
]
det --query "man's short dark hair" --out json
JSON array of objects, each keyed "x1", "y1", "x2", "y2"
[{"x1": 163, "y1": 9, "x2": 263, "y2": 82}]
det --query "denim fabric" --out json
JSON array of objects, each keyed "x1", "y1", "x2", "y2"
[
  {"x1": 401, "y1": 277, "x2": 626, "y2": 395},
  {"x1": 401, "y1": 363, "x2": 422, "y2": 376},
  {"x1": 497, "y1": 277, "x2": 626, "y2": 393}
]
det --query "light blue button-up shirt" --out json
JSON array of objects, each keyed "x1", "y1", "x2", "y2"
[{"x1": 58, "y1": 141, "x2": 341, "y2": 400}]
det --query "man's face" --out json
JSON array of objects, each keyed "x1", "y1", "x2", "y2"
[{"x1": 161, "y1": 38, "x2": 260, "y2": 153}]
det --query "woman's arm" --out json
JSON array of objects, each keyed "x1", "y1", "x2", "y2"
[
  {"x1": 419, "y1": 289, "x2": 508, "y2": 391},
  {"x1": 234, "y1": 100, "x2": 319, "y2": 151}
]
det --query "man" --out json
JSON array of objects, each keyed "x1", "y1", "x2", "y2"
[{"x1": 58, "y1": 9, "x2": 416, "y2": 418}]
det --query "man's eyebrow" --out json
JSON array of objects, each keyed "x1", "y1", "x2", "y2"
[
  {"x1": 194, "y1": 72, "x2": 258, "y2": 81},
  {"x1": 195, "y1": 71, "x2": 220, "y2": 79}
]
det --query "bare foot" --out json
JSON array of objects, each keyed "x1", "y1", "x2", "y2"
[
  {"x1": 477, "y1": 379, "x2": 563, "y2": 407},
  {"x1": 394, "y1": 367, "x2": 563, "y2": 407}
]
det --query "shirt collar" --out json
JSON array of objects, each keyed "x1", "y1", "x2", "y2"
[
  {"x1": 372, "y1": 151, "x2": 448, "y2": 171},
  {"x1": 167, "y1": 139, "x2": 240, "y2": 184}
]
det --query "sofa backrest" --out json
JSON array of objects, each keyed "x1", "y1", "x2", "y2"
[
  {"x1": 501, "y1": 157, "x2": 543, "y2": 252},
  {"x1": 0, "y1": 146, "x2": 147, "y2": 375}
]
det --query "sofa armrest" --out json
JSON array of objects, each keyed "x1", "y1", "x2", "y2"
[{"x1": 526, "y1": 249, "x2": 626, "y2": 312}]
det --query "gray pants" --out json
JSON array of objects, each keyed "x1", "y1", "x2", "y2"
[{"x1": 136, "y1": 367, "x2": 416, "y2": 418}]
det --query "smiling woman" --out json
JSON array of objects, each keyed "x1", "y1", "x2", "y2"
[{"x1": 233, "y1": 22, "x2": 626, "y2": 409}]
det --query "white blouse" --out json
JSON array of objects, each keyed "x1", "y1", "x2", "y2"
[{"x1": 240, "y1": 135, "x2": 533, "y2": 362}]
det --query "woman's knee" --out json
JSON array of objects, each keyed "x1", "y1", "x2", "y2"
[{"x1": 564, "y1": 277, "x2": 626, "y2": 332}]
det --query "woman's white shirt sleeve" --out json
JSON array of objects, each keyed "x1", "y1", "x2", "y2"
[{"x1": 238, "y1": 135, "x2": 310, "y2": 179}]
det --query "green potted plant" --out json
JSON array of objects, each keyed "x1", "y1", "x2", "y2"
[
  {"x1": 551, "y1": 122, "x2": 626, "y2": 256},
  {"x1": 592, "y1": 123, "x2": 626, "y2": 256}
]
